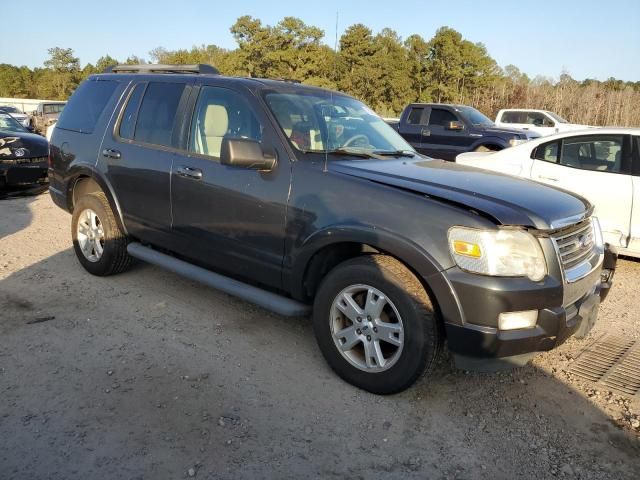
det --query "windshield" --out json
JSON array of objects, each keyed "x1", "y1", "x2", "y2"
[
  {"x1": 265, "y1": 91, "x2": 413, "y2": 155},
  {"x1": 546, "y1": 111, "x2": 569, "y2": 123},
  {"x1": 0, "y1": 113, "x2": 28, "y2": 133},
  {"x1": 457, "y1": 106, "x2": 493, "y2": 126},
  {"x1": 43, "y1": 103, "x2": 65, "y2": 114},
  {"x1": 0, "y1": 106, "x2": 22, "y2": 114}
]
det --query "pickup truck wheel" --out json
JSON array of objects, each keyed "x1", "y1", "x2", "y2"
[
  {"x1": 71, "y1": 192, "x2": 132, "y2": 276},
  {"x1": 313, "y1": 255, "x2": 441, "y2": 394}
]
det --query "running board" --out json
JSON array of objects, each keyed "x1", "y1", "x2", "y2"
[{"x1": 126, "y1": 242, "x2": 311, "y2": 317}]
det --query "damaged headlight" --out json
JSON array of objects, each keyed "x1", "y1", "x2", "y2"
[{"x1": 448, "y1": 227, "x2": 547, "y2": 281}]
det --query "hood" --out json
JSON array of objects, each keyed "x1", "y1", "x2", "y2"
[
  {"x1": 0, "y1": 130, "x2": 49, "y2": 159},
  {"x1": 479, "y1": 125, "x2": 531, "y2": 138},
  {"x1": 331, "y1": 157, "x2": 590, "y2": 230}
]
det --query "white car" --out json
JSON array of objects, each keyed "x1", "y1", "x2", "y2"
[
  {"x1": 46, "y1": 122, "x2": 56, "y2": 141},
  {"x1": 0, "y1": 105, "x2": 31, "y2": 129},
  {"x1": 456, "y1": 128, "x2": 640, "y2": 258},
  {"x1": 495, "y1": 109, "x2": 591, "y2": 137}
]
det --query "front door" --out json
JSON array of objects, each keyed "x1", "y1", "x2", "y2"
[
  {"x1": 421, "y1": 107, "x2": 473, "y2": 160},
  {"x1": 170, "y1": 84, "x2": 290, "y2": 289},
  {"x1": 530, "y1": 134, "x2": 633, "y2": 249}
]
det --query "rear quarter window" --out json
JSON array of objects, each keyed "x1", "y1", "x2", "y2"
[{"x1": 56, "y1": 79, "x2": 118, "y2": 134}]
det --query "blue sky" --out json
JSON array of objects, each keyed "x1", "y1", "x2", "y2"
[{"x1": 3, "y1": 0, "x2": 639, "y2": 81}]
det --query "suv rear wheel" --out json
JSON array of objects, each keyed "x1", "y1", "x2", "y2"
[
  {"x1": 313, "y1": 255, "x2": 441, "y2": 394},
  {"x1": 71, "y1": 192, "x2": 132, "y2": 276}
]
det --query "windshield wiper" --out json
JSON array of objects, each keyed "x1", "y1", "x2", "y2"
[
  {"x1": 326, "y1": 148, "x2": 377, "y2": 159},
  {"x1": 372, "y1": 150, "x2": 416, "y2": 158}
]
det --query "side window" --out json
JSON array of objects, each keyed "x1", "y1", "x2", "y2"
[
  {"x1": 133, "y1": 82, "x2": 186, "y2": 147},
  {"x1": 56, "y1": 80, "x2": 117, "y2": 134},
  {"x1": 501, "y1": 111, "x2": 526, "y2": 124},
  {"x1": 118, "y1": 83, "x2": 145, "y2": 140},
  {"x1": 189, "y1": 86, "x2": 262, "y2": 159},
  {"x1": 533, "y1": 140, "x2": 560, "y2": 163},
  {"x1": 428, "y1": 108, "x2": 458, "y2": 127},
  {"x1": 560, "y1": 135, "x2": 623, "y2": 173},
  {"x1": 407, "y1": 107, "x2": 424, "y2": 125},
  {"x1": 527, "y1": 112, "x2": 554, "y2": 127}
]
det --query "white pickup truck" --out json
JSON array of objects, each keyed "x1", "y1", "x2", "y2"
[{"x1": 495, "y1": 109, "x2": 590, "y2": 137}]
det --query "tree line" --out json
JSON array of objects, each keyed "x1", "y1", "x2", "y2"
[{"x1": 1, "y1": 16, "x2": 638, "y2": 126}]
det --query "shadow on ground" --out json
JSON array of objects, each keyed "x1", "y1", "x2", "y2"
[{"x1": 0, "y1": 246, "x2": 638, "y2": 480}]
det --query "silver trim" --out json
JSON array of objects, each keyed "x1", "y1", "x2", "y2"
[{"x1": 549, "y1": 212, "x2": 589, "y2": 230}]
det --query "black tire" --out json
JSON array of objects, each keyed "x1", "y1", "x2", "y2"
[
  {"x1": 313, "y1": 254, "x2": 441, "y2": 394},
  {"x1": 71, "y1": 192, "x2": 132, "y2": 276}
]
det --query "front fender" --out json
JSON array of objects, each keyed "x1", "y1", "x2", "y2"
[
  {"x1": 288, "y1": 225, "x2": 465, "y2": 325},
  {"x1": 470, "y1": 136, "x2": 509, "y2": 150}
]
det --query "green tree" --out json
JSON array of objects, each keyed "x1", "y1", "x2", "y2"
[{"x1": 42, "y1": 47, "x2": 80, "y2": 99}]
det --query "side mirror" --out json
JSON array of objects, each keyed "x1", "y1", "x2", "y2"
[
  {"x1": 446, "y1": 120, "x2": 464, "y2": 131},
  {"x1": 220, "y1": 137, "x2": 276, "y2": 171},
  {"x1": 26, "y1": 125, "x2": 34, "y2": 132}
]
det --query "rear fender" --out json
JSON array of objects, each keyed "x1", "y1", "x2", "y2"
[{"x1": 64, "y1": 164, "x2": 127, "y2": 235}]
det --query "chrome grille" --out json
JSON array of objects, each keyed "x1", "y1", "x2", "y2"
[
  {"x1": 0, "y1": 156, "x2": 48, "y2": 165},
  {"x1": 551, "y1": 220, "x2": 595, "y2": 271}
]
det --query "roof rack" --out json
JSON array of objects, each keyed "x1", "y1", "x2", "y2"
[{"x1": 104, "y1": 64, "x2": 220, "y2": 75}]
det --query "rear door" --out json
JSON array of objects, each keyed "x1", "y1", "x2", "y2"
[
  {"x1": 100, "y1": 79, "x2": 192, "y2": 246},
  {"x1": 530, "y1": 134, "x2": 633, "y2": 249},
  {"x1": 169, "y1": 83, "x2": 291, "y2": 289},
  {"x1": 397, "y1": 106, "x2": 426, "y2": 152}
]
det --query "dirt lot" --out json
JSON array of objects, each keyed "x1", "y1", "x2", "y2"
[{"x1": 1, "y1": 192, "x2": 639, "y2": 480}]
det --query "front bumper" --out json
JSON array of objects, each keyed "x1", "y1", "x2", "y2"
[
  {"x1": 441, "y1": 249, "x2": 616, "y2": 368},
  {"x1": 0, "y1": 159, "x2": 48, "y2": 189}
]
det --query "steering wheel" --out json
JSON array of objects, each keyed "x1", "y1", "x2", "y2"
[{"x1": 342, "y1": 134, "x2": 370, "y2": 148}]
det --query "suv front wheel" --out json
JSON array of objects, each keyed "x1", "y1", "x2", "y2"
[
  {"x1": 313, "y1": 255, "x2": 441, "y2": 394},
  {"x1": 71, "y1": 192, "x2": 132, "y2": 276}
]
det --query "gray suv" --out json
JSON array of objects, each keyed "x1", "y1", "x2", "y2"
[{"x1": 48, "y1": 64, "x2": 616, "y2": 393}]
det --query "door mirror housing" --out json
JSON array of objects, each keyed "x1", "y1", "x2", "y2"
[
  {"x1": 446, "y1": 120, "x2": 464, "y2": 131},
  {"x1": 220, "y1": 137, "x2": 276, "y2": 171}
]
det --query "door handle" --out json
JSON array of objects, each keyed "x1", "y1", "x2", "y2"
[
  {"x1": 537, "y1": 175, "x2": 559, "y2": 182},
  {"x1": 176, "y1": 166, "x2": 203, "y2": 180},
  {"x1": 102, "y1": 148, "x2": 121, "y2": 159},
  {"x1": 421, "y1": 128, "x2": 431, "y2": 137}
]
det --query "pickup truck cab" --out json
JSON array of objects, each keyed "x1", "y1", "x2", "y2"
[
  {"x1": 495, "y1": 109, "x2": 591, "y2": 137},
  {"x1": 49, "y1": 65, "x2": 614, "y2": 394},
  {"x1": 390, "y1": 103, "x2": 538, "y2": 160},
  {"x1": 31, "y1": 101, "x2": 66, "y2": 135}
]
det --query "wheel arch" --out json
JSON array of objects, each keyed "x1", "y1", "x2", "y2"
[
  {"x1": 65, "y1": 165, "x2": 128, "y2": 235},
  {"x1": 291, "y1": 226, "x2": 446, "y2": 301},
  {"x1": 471, "y1": 137, "x2": 507, "y2": 151}
]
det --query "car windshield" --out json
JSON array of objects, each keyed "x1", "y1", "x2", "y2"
[
  {"x1": 546, "y1": 111, "x2": 569, "y2": 123},
  {"x1": 264, "y1": 91, "x2": 413, "y2": 155},
  {"x1": 0, "y1": 113, "x2": 28, "y2": 133},
  {"x1": 43, "y1": 104, "x2": 65, "y2": 114},
  {"x1": 0, "y1": 106, "x2": 22, "y2": 114},
  {"x1": 457, "y1": 106, "x2": 494, "y2": 126}
]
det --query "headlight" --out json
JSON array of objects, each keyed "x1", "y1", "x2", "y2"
[
  {"x1": 448, "y1": 227, "x2": 547, "y2": 281},
  {"x1": 509, "y1": 138, "x2": 527, "y2": 147}
]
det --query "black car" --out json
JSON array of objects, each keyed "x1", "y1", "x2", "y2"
[
  {"x1": 0, "y1": 109, "x2": 49, "y2": 192},
  {"x1": 48, "y1": 65, "x2": 615, "y2": 394},
  {"x1": 390, "y1": 103, "x2": 540, "y2": 161}
]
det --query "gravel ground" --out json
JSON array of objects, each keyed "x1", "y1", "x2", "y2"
[{"x1": 1, "y1": 192, "x2": 639, "y2": 480}]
